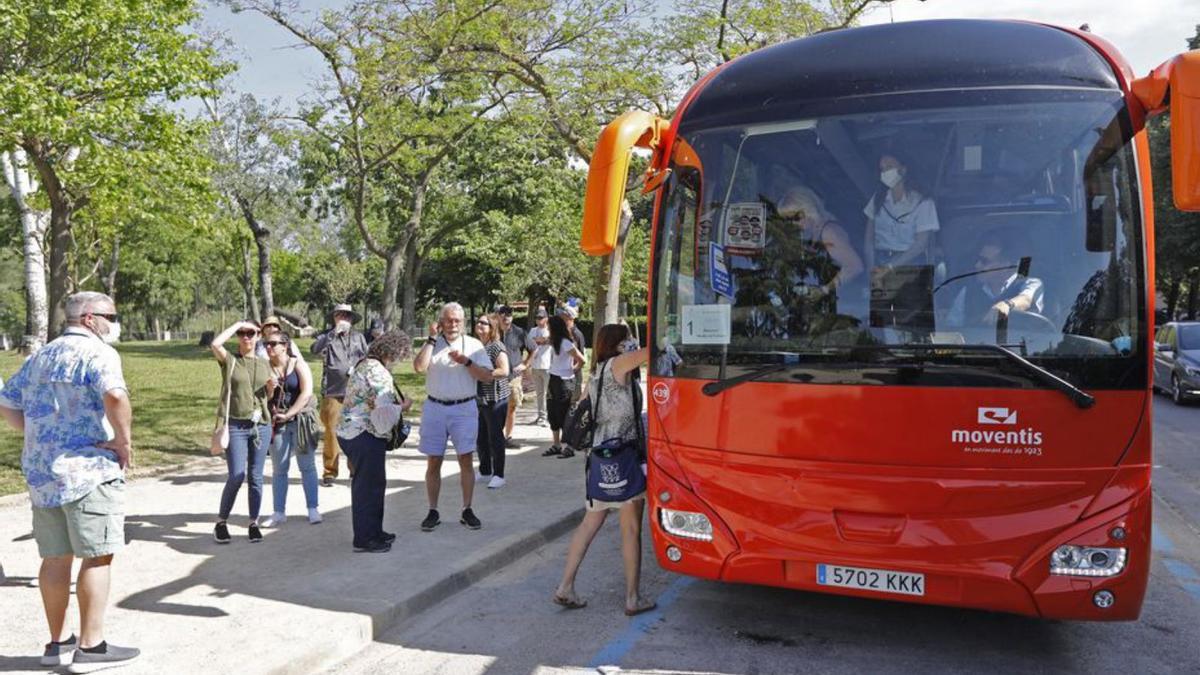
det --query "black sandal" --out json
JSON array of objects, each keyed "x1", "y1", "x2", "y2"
[
  {"x1": 541, "y1": 445, "x2": 562, "y2": 457},
  {"x1": 558, "y1": 446, "x2": 576, "y2": 458}
]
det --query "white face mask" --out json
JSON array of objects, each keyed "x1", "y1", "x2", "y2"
[
  {"x1": 880, "y1": 167, "x2": 903, "y2": 189},
  {"x1": 100, "y1": 321, "x2": 121, "y2": 345},
  {"x1": 335, "y1": 320, "x2": 351, "y2": 334}
]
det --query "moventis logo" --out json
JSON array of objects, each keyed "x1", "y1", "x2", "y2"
[
  {"x1": 953, "y1": 406, "x2": 1043, "y2": 454},
  {"x1": 977, "y1": 407, "x2": 1017, "y2": 425}
]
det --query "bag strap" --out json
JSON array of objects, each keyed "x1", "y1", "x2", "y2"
[
  {"x1": 587, "y1": 360, "x2": 609, "y2": 437},
  {"x1": 218, "y1": 355, "x2": 234, "y2": 428},
  {"x1": 628, "y1": 367, "x2": 644, "y2": 448}
]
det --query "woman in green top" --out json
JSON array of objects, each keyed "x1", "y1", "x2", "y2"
[{"x1": 210, "y1": 320, "x2": 277, "y2": 544}]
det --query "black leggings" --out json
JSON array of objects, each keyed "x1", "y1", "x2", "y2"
[{"x1": 547, "y1": 374, "x2": 573, "y2": 431}]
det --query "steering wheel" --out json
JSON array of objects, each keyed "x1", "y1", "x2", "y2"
[{"x1": 996, "y1": 309, "x2": 1057, "y2": 345}]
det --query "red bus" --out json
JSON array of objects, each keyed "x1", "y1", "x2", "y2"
[{"x1": 580, "y1": 19, "x2": 1200, "y2": 620}]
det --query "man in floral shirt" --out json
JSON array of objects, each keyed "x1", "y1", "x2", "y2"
[{"x1": 0, "y1": 292, "x2": 140, "y2": 670}]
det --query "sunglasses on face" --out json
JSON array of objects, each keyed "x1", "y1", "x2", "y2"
[
  {"x1": 237, "y1": 330, "x2": 259, "y2": 338},
  {"x1": 90, "y1": 312, "x2": 119, "y2": 323},
  {"x1": 475, "y1": 321, "x2": 490, "y2": 327},
  {"x1": 265, "y1": 340, "x2": 287, "y2": 347}
]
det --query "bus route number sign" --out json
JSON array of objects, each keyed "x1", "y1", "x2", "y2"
[{"x1": 681, "y1": 304, "x2": 731, "y2": 345}]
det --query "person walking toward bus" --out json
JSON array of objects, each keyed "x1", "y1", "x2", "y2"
[
  {"x1": 261, "y1": 332, "x2": 321, "y2": 527},
  {"x1": 337, "y1": 331, "x2": 413, "y2": 553},
  {"x1": 311, "y1": 304, "x2": 368, "y2": 486},
  {"x1": 413, "y1": 302, "x2": 497, "y2": 532},
  {"x1": 553, "y1": 323, "x2": 655, "y2": 616},
  {"x1": 540, "y1": 314, "x2": 586, "y2": 457},
  {"x1": 473, "y1": 313, "x2": 511, "y2": 488},
  {"x1": 0, "y1": 292, "x2": 141, "y2": 671},
  {"x1": 211, "y1": 320, "x2": 276, "y2": 544}
]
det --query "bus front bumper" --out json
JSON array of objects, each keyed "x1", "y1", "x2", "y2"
[{"x1": 647, "y1": 446, "x2": 1151, "y2": 621}]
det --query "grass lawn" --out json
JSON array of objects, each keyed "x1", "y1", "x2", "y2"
[{"x1": 0, "y1": 339, "x2": 429, "y2": 498}]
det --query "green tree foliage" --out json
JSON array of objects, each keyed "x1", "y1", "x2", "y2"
[{"x1": 0, "y1": 0, "x2": 229, "y2": 333}]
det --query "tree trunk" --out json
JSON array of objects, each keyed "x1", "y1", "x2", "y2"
[
  {"x1": 381, "y1": 251, "x2": 405, "y2": 330},
  {"x1": 239, "y1": 239, "x2": 260, "y2": 322},
  {"x1": 1168, "y1": 278, "x2": 1182, "y2": 319},
  {"x1": 401, "y1": 238, "x2": 423, "y2": 335},
  {"x1": 595, "y1": 200, "x2": 633, "y2": 343},
  {"x1": 237, "y1": 196, "x2": 275, "y2": 319},
  {"x1": 1, "y1": 150, "x2": 50, "y2": 349},
  {"x1": 1188, "y1": 268, "x2": 1200, "y2": 320},
  {"x1": 102, "y1": 236, "x2": 120, "y2": 302},
  {"x1": 24, "y1": 148, "x2": 74, "y2": 338},
  {"x1": 590, "y1": 252, "x2": 609, "y2": 345}
]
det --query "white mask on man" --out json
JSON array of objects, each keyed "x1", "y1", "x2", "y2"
[
  {"x1": 880, "y1": 167, "x2": 903, "y2": 189},
  {"x1": 100, "y1": 321, "x2": 121, "y2": 345},
  {"x1": 335, "y1": 320, "x2": 351, "y2": 334}
]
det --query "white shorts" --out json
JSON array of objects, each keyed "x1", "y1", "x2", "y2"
[{"x1": 418, "y1": 400, "x2": 478, "y2": 457}]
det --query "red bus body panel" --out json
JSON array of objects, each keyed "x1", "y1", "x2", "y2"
[{"x1": 645, "y1": 381, "x2": 1151, "y2": 620}]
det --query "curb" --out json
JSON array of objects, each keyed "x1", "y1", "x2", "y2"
[{"x1": 272, "y1": 506, "x2": 585, "y2": 675}]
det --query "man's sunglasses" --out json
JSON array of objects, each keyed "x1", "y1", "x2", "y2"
[
  {"x1": 90, "y1": 312, "x2": 119, "y2": 323},
  {"x1": 236, "y1": 330, "x2": 259, "y2": 338}
]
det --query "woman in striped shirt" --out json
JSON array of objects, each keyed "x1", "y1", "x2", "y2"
[{"x1": 474, "y1": 314, "x2": 511, "y2": 488}]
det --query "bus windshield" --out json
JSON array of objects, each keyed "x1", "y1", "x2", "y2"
[{"x1": 652, "y1": 91, "x2": 1145, "y2": 390}]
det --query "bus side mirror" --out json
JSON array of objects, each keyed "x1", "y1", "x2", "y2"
[
  {"x1": 1133, "y1": 50, "x2": 1200, "y2": 211},
  {"x1": 581, "y1": 111, "x2": 670, "y2": 256}
]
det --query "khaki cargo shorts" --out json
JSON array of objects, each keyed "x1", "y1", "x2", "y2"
[
  {"x1": 509, "y1": 374, "x2": 525, "y2": 407},
  {"x1": 32, "y1": 479, "x2": 126, "y2": 559}
]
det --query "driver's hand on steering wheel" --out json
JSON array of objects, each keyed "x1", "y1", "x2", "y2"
[{"x1": 981, "y1": 301, "x2": 1011, "y2": 324}]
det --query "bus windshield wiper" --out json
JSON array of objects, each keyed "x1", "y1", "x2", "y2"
[
  {"x1": 857, "y1": 343, "x2": 1095, "y2": 410},
  {"x1": 701, "y1": 361, "x2": 795, "y2": 396}
]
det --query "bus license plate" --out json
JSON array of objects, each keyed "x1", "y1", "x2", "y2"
[{"x1": 817, "y1": 564, "x2": 924, "y2": 596}]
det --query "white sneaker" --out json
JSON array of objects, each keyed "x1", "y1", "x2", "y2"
[
  {"x1": 475, "y1": 471, "x2": 491, "y2": 483},
  {"x1": 307, "y1": 508, "x2": 323, "y2": 524},
  {"x1": 261, "y1": 513, "x2": 286, "y2": 527},
  {"x1": 488, "y1": 476, "x2": 506, "y2": 489}
]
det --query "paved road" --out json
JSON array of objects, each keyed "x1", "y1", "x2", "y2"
[{"x1": 334, "y1": 397, "x2": 1200, "y2": 674}]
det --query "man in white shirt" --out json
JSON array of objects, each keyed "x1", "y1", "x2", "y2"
[
  {"x1": 947, "y1": 232, "x2": 1044, "y2": 327},
  {"x1": 524, "y1": 307, "x2": 551, "y2": 425},
  {"x1": 413, "y1": 302, "x2": 496, "y2": 532}
]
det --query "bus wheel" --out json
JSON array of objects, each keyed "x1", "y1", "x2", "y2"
[{"x1": 1173, "y1": 374, "x2": 1187, "y2": 405}]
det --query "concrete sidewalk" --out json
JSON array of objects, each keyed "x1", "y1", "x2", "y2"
[{"x1": 0, "y1": 406, "x2": 585, "y2": 674}]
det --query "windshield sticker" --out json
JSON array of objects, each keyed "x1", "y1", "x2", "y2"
[
  {"x1": 652, "y1": 382, "x2": 670, "y2": 405},
  {"x1": 723, "y1": 202, "x2": 766, "y2": 255},
  {"x1": 710, "y1": 242, "x2": 734, "y2": 299},
  {"x1": 953, "y1": 406, "x2": 1044, "y2": 457},
  {"x1": 681, "y1": 304, "x2": 732, "y2": 344}
]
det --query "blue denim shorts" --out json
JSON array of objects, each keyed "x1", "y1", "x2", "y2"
[{"x1": 418, "y1": 400, "x2": 477, "y2": 456}]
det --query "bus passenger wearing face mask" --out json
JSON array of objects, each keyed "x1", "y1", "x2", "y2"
[{"x1": 863, "y1": 152, "x2": 940, "y2": 272}]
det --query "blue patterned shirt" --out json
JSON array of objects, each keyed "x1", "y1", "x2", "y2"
[{"x1": 0, "y1": 328, "x2": 127, "y2": 508}]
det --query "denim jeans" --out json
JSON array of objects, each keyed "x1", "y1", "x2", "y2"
[
  {"x1": 476, "y1": 397, "x2": 509, "y2": 477},
  {"x1": 219, "y1": 422, "x2": 271, "y2": 521},
  {"x1": 339, "y1": 432, "x2": 388, "y2": 547},
  {"x1": 271, "y1": 420, "x2": 319, "y2": 514}
]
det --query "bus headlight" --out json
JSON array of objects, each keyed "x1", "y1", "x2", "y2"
[
  {"x1": 1049, "y1": 545, "x2": 1127, "y2": 577},
  {"x1": 660, "y1": 508, "x2": 714, "y2": 541}
]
